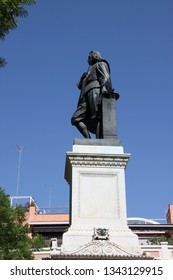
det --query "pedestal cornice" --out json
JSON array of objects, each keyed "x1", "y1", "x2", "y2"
[{"x1": 66, "y1": 152, "x2": 130, "y2": 168}]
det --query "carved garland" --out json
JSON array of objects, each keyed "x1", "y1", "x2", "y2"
[{"x1": 61, "y1": 240, "x2": 141, "y2": 257}]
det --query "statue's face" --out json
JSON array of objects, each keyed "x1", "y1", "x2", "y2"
[{"x1": 87, "y1": 54, "x2": 94, "y2": 65}]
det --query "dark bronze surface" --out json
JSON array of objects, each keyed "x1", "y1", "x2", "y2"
[{"x1": 71, "y1": 51, "x2": 120, "y2": 141}]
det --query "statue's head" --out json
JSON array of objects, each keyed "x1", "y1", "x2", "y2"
[{"x1": 88, "y1": 51, "x2": 102, "y2": 65}]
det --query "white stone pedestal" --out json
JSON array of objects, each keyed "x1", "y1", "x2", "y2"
[{"x1": 61, "y1": 142, "x2": 141, "y2": 257}]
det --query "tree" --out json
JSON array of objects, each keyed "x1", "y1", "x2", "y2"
[
  {"x1": 149, "y1": 236, "x2": 173, "y2": 245},
  {"x1": 0, "y1": 187, "x2": 45, "y2": 259},
  {"x1": 0, "y1": 0, "x2": 37, "y2": 67},
  {"x1": 31, "y1": 234, "x2": 49, "y2": 251}
]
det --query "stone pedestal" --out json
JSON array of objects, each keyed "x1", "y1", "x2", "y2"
[{"x1": 61, "y1": 141, "x2": 141, "y2": 257}]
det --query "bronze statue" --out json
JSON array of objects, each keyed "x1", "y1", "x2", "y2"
[{"x1": 71, "y1": 51, "x2": 119, "y2": 139}]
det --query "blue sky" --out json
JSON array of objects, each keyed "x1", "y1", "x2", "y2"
[{"x1": 1, "y1": 0, "x2": 173, "y2": 221}]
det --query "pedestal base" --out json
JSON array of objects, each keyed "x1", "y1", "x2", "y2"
[
  {"x1": 62, "y1": 142, "x2": 142, "y2": 257},
  {"x1": 61, "y1": 226, "x2": 141, "y2": 257}
]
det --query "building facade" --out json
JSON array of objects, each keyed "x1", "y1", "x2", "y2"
[{"x1": 18, "y1": 198, "x2": 173, "y2": 260}]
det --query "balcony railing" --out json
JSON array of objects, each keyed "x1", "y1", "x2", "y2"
[{"x1": 38, "y1": 207, "x2": 69, "y2": 214}]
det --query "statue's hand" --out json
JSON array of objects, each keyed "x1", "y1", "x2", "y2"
[
  {"x1": 101, "y1": 85, "x2": 108, "y2": 93},
  {"x1": 77, "y1": 72, "x2": 88, "y2": 89}
]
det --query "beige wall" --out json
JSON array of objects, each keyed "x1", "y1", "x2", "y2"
[{"x1": 26, "y1": 205, "x2": 69, "y2": 224}]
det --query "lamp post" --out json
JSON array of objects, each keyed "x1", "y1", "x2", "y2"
[{"x1": 16, "y1": 145, "x2": 23, "y2": 197}]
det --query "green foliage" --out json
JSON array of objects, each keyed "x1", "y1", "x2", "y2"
[
  {"x1": 0, "y1": 56, "x2": 7, "y2": 67},
  {"x1": 0, "y1": 0, "x2": 37, "y2": 67},
  {"x1": 149, "y1": 236, "x2": 173, "y2": 245},
  {"x1": 0, "y1": 187, "x2": 45, "y2": 259},
  {"x1": 0, "y1": 187, "x2": 33, "y2": 259},
  {"x1": 31, "y1": 234, "x2": 48, "y2": 251}
]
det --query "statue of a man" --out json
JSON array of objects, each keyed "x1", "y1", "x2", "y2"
[{"x1": 71, "y1": 51, "x2": 114, "y2": 139}]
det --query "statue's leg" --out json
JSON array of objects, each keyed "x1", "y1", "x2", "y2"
[{"x1": 75, "y1": 122, "x2": 91, "y2": 138}]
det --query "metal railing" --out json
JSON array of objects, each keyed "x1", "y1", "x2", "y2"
[{"x1": 37, "y1": 207, "x2": 69, "y2": 214}]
